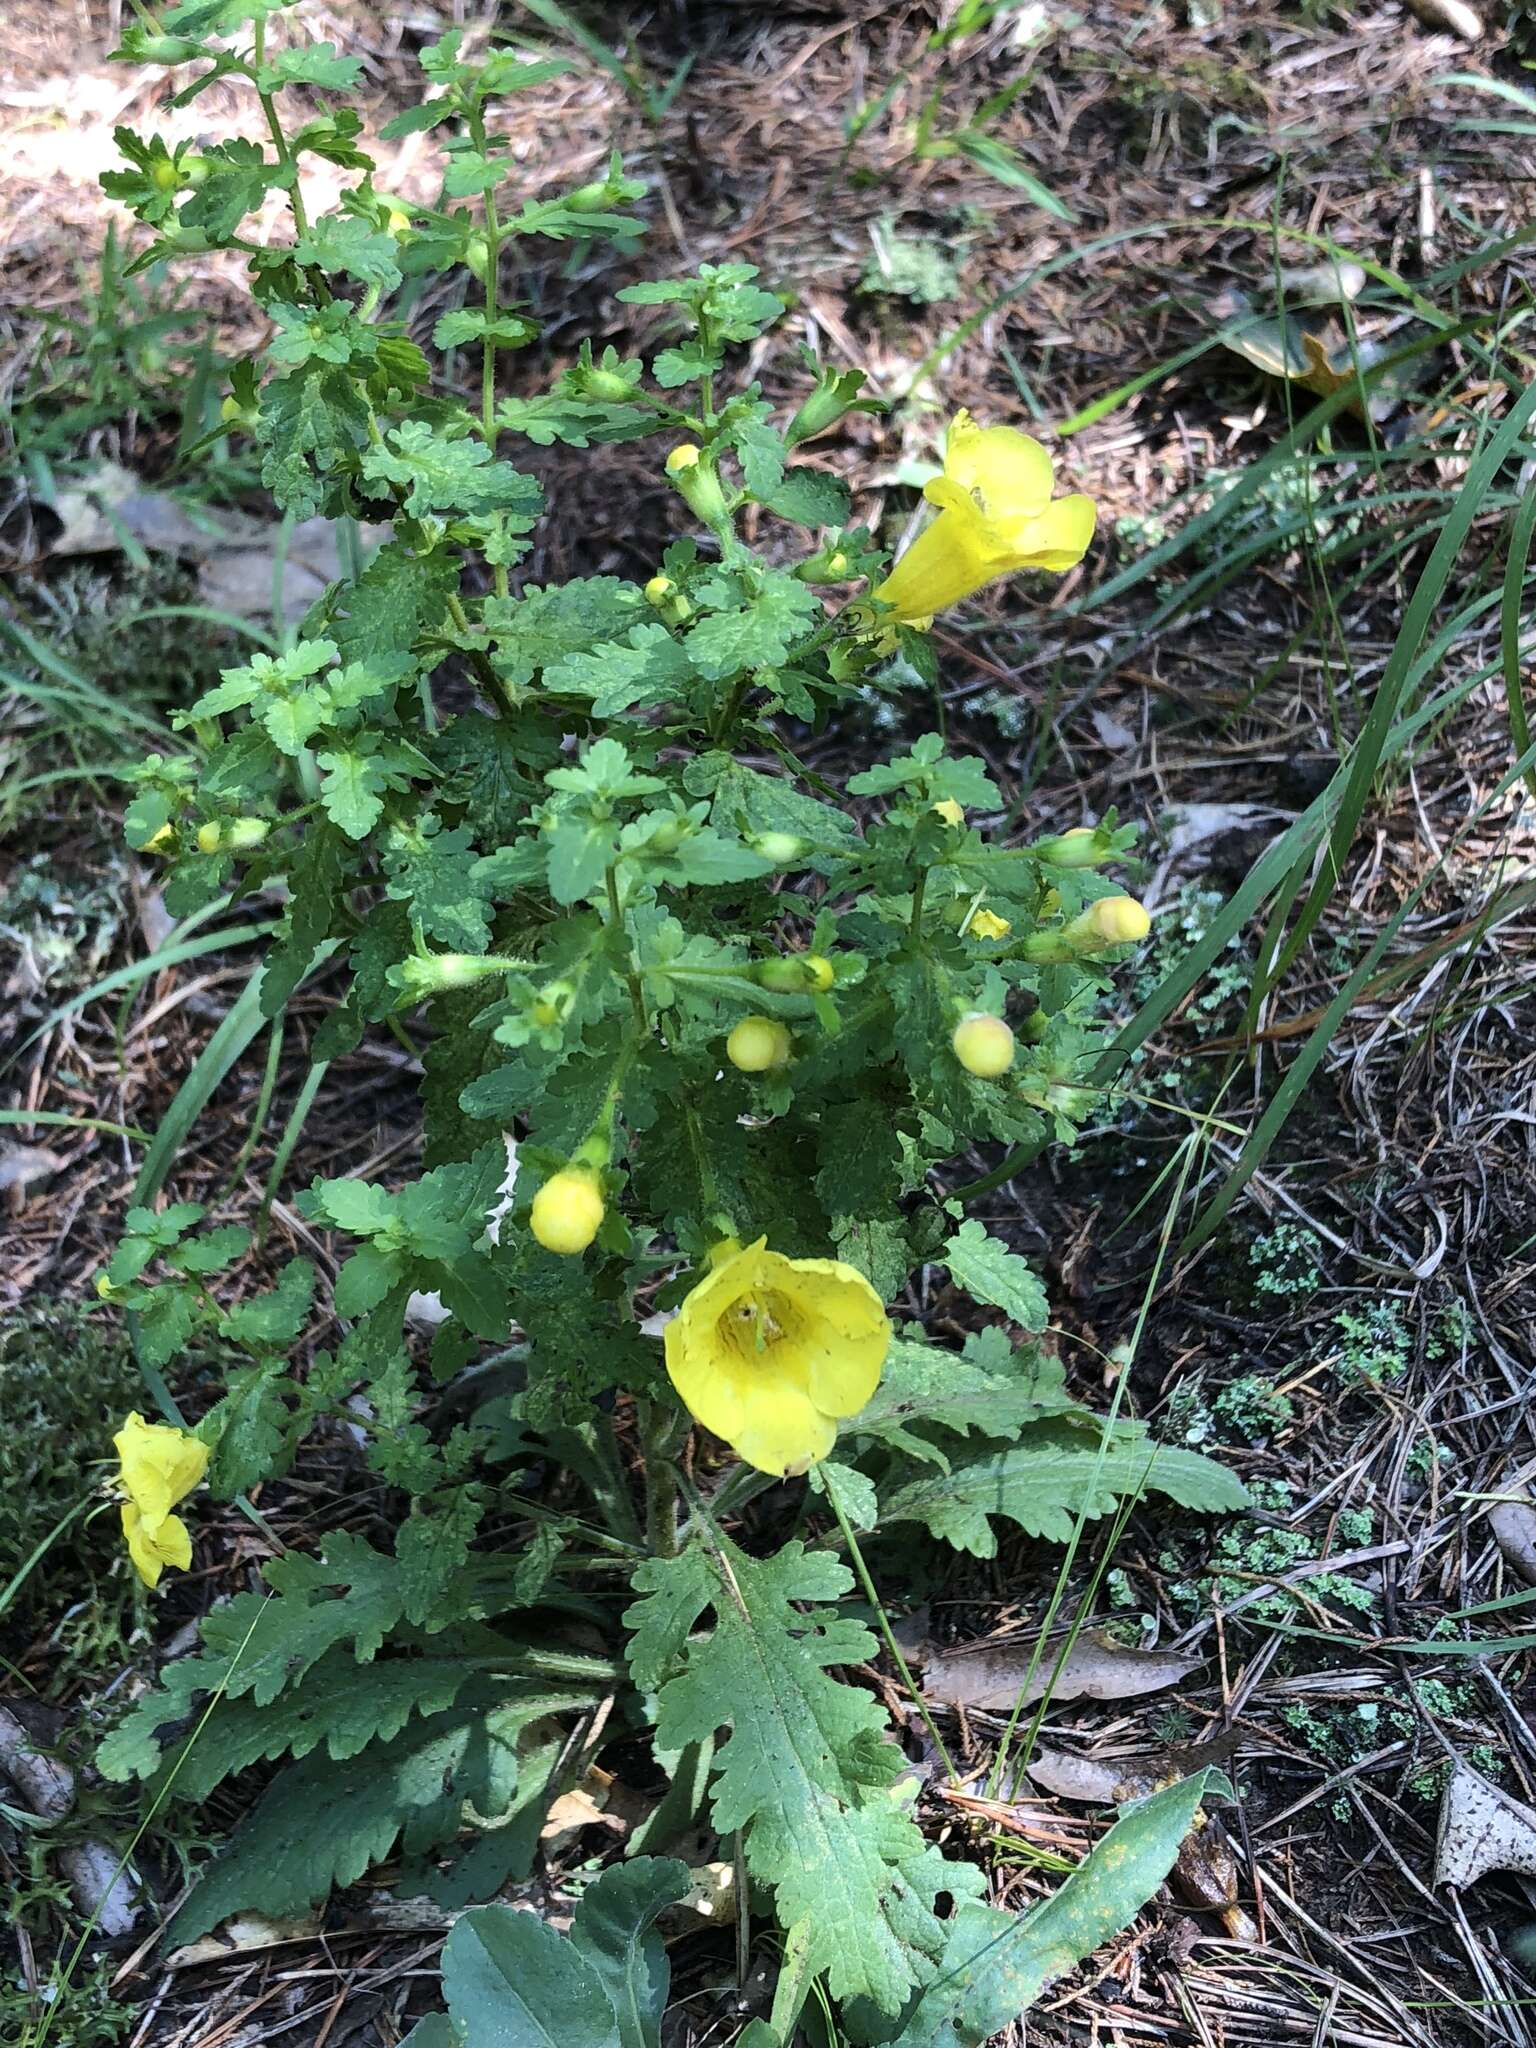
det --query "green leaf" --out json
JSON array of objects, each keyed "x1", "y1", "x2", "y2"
[
  {"x1": 363, "y1": 422, "x2": 544, "y2": 520},
  {"x1": 316, "y1": 744, "x2": 391, "y2": 838},
  {"x1": 204, "y1": 1358, "x2": 291, "y2": 1495},
  {"x1": 881, "y1": 1422, "x2": 1250, "y2": 1556},
  {"x1": 486, "y1": 577, "x2": 647, "y2": 687},
  {"x1": 545, "y1": 623, "x2": 695, "y2": 717},
  {"x1": 625, "y1": 1537, "x2": 978, "y2": 2014},
  {"x1": 814, "y1": 1100, "x2": 903, "y2": 1216},
  {"x1": 766, "y1": 468, "x2": 851, "y2": 528},
  {"x1": 569, "y1": 1859, "x2": 692, "y2": 2048},
  {"x1": 166, "y1": 1694, "x2": 527, "y2": 1942},
  {"x1": 888, "y1": 1771, "x2": 1229, "y2": 2046},
  {"x1": 221, "y1": 1258, "x2": 316, "y2": 1347},
  {"x1": 294, "y1": 213, "x2": 402, "y2": 291},
  {"x1": 653, "y1": 340, "x2": 722, "y2": 388},
  {"x1": 437, "y1": 1904, "x2": 615, "y2": 2048},
  {"x1": 384, "y1": 818, "x2": 493, "y2": 951},
  {"x1": 941, "y1": 1220, "x2": 1048, "y2": 1332},
  {"x1": 685, "y1": 574, "x2": 819, "y2": 681},
  {"x1": 849, "y1": 1334, "x2": 1077, "y2": 1466},
  {"x1": 257, "y1": 41, "x2": 363, "y2": 90}
]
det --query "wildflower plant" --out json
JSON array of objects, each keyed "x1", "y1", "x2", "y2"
[{"x1": 96, "y1": 8, "x2": 1243, "y2": 2037}]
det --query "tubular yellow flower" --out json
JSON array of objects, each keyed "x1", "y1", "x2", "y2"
[
  {"x1": 874, "y1": 410, "x2": 1097, "y2": 627},
  {"x1": 113, "y1": 1411, "x2": 208, "y2": 1589},
  {"x1": 969, "y1": 907, "x2": 1012, "y2": 941},
  {"x1": 665, "y1": 1237, "x2": 890, "y2": 1477}
]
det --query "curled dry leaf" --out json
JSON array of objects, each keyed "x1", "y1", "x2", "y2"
[
  {"x1": 919, "y1": 1629, "x2": 1204, "y2": 1711},
  {"x1": 166, "y1": 1910, "x2": 322, "y2": 1970},
  {"x1": 1436, "y1": 1763, "x2": 1536, "y2": 1889}
]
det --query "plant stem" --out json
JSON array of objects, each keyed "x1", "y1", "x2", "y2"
[
  {"x1": 639, "y1": 1401, "x2": 681, "y2": 1557},
  {"x1": 821, "y1": 1465, "x2": 959, "y2": 1783},
  {"x1": 606, "y1": 864, "x2": 650, "y2": 1033},
  {"x1": 251, "y1": 21, "x2": 309, "y2": 239}
]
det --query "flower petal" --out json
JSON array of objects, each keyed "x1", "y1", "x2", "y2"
[
  {"x1": 665, "y1": 1316, "x2": 747, "y2": 1442},
  {"x1": 121, "y1": 1501, "x2": 191, "y2": 1588},
  {"x1": 874, "y1": 504, "x2": 994, "y2": 623},
  {"x1": 944, "y1": 410, "x2": 1055, "y2": 522},
  {"x1": 997, "y1": 493, "x2": 1097, "y2": 573},
  {"x1": 729, "y1": 1379, "x2": 837, "y2": 1478},
  {"x1": 113, "y1": 1410, "x2": 210, "y2": 1525},
  {"x1": 760, "y1": 1256, "x2": 890, "y2": 1418}
]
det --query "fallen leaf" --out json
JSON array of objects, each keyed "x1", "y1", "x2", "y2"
[
  {"x1": 0, "y1": 1143, "x2": 65, "y2": 1199},
  {"x1": 920, "y1": 1630, "x2": 1203, "y2": 1710},
  {"x1": 1406, "y1": 0, "x2": 1482, "y2": 37},
  {"x1": 1489, "y1": 1496, "x2": 1536, "y2": 1586},
  {"x1": 1435, "y1": 1763, "x2": 1536, "y2": 1888},
  {"x1": 1156, "y1": 800, "x2": 1289, "y2": 860},
  {"x1": 197, "y1": 516, "x2": 389, "y2": 623},
  {"x1": 167, "y1": 1911, "x2": 322, "y2": 1969},
  {"x1": 59, "y1": 1841, "x2": 141, "y2": 1938}
]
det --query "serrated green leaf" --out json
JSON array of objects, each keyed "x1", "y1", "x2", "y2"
[
  {"x1": 294, "y1": 213, "x2": 402, "y2": 291},
  {"x1": 625, "y1": 1537, "x2": 978, "y2": 2013},
  {"x1": 685, "y1": 574, "x2": 819, "y2": 681},
  {"x1": 882, "y1": 1423, "x2": 1250, "y2": 1556},
  {"x1": 545, "y1": 623, "x2": 695, "y2": 717},
  {"x1": 165, "y1": 1693, "x2": 525, "y2": 1942},
  {"x1": 363, "y1": 421, "x2": 544, "y2": 520},
  {"x1": 849, "y1": 1336, "x2": 1078, "y2": 1466},
  {"x1": 942, "y1": 1220, "x2": 1048, "y2": 1332},
  {"x1": 204, "y1": 1357, "x2": 291, "y2": 1495},
  {"x1": 766, "y1": 467, "x2": 850, "y2": 528}
]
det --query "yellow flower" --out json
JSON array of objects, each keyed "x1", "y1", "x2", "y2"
[
  {"x1": 664, "y1": 1238, "x2": 890, "y2": 1477},
  {"x1": 932, "y1": 798, "x2": 965, "y2": 826},
  {"x1": 113, "y1": 1410, "x2": 208, "y2": 1589},
  {"x1": 874, "y1": 410, "x2": 1096, "y2": 627},
  {"x1": 969, "y1": 907, "x2": 1012, "y2": 940}
]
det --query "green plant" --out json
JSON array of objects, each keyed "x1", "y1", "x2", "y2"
[
  {"x1": 88, "y1": 8, "x2": 1246, "y2": 2040},
  {"x1": 1248, "y1": 1220, "x2": 1325, "y2": 1300}
]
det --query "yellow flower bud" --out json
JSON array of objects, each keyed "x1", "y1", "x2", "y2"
[
  {"x1": 748, "y1": 830, "x2": 807, "y2": 867},
  {"x1": 932, "y1": 799, "x2": 965, "y2": 827},
  {"x1": 195, "y1": 821, "x2": 223, "y2": 854},
  {"x1": 727, "y1": 1017, "x2": 792, "y2": 1073},
  {"x1": 1088, "y1": 894, "x2": 1150, "y2": 945},
  {"x1": 151, "y1": 158, "x2": 180, "y2": 192},
  {"x1": 802, "y1": 955, "x2": 835, "y2": 993},
  {"x1": 952, "y1": 1012, "x2": 1016, "y2": 1079},
  {"x1": 666, "y1": 444, "x2": 701, "y2": 475},
  {"x1": 142, "y1": 823, "x2": 175, "y2": 855},
  {"x1": 644, "y1": 574, "x2": 675, "y2": 606},
  {"x1": 969, "y1": 908, "x2": 1011, "y2": 941},
  {"x1": 530, "y1": 1168, "x2": 605, "y2": 1255}
]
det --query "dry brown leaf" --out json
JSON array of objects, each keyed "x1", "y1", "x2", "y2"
[
  {"x1": 1489, "y1": 1497, "x2": 1536, "y2": 1585},
  {"x1": 920, "y1": 1629, "x2": 1203, "y2": 1710},
  {"x1": 0, "y1": 1142, "x2": 65, "y2": 1200},
  {"x1": 167, "y1": 1911, "x2": 322, "y2": 1969},
  {"x1": 1435, "y1": 1763, "x2": 1536, "y2": 1888},
  {"x1": 1405, "y1": 0, "x2": 1482, "y2": 38}
]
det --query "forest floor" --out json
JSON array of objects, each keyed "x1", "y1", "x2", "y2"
[{"x1": 3, "y1": 2, "x2": 1536, "y2": 2044}]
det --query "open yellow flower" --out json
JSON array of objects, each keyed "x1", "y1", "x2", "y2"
[
  {"x1": 874, "y1": 410, "x2": 1096, "y2": 627},
  {"x1": 664, "y1": 1238, "x2": 890, "y2": 1477},
  {"x1": 113, "y1": 1410, "x2": 209, "y2": 1589}
]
